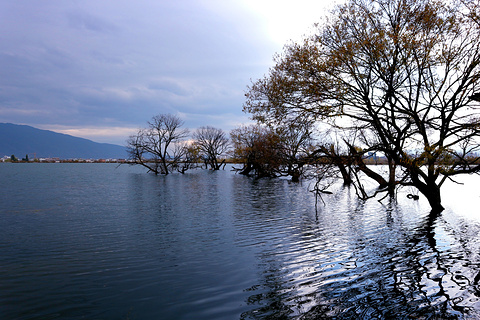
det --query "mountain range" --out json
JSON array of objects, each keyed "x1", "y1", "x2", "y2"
[{"x1": 0, "y1": 123, "x2": 128, "y2": 159}]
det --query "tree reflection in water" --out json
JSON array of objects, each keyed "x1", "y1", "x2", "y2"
[{"x1": 234, "y1": 180, "x2": 480, "y2": 319}]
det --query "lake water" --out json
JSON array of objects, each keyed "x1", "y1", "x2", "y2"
[{"x1": 1, "y1": 163, "x2": 480, "y2": 319}]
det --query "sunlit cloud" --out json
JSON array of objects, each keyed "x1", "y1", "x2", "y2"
[{"x1": 37, "y1": 125, "x2": 138, "y2": 145}]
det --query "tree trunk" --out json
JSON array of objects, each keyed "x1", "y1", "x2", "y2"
[
  {"x1": 337, "y1": 162, "x2": 353, "y2": 185},
  {"x1": 213, "y1": 159, "x2": 225, "y2": 170},
  {"x1": 291, "y1": 170, "x2": 301, "y2": 182},
  {"x1": 387, "y1": 158, "x2": 396, "y2": 195},
  {"x1": 239, "y1": 162, "x2": 253, "y2": 176},
  {"x1": 353, "y1": 157, "x2": 388, "y2": 188},
  {"x1": 357, "y1": 162, "x2": 388, "y2": 188},
  {"x1": 410, "y1": 170, "x2": 445, "y2": 214},
  {"x1": 421, "y1": 184, "x2": 445, "y2": 214},
  {"x1": 346, "y1": 144, "x2": 388, "y2": 189},
  {"x1": 319, "y1": 145, "x2": 353, "y2": 185}
]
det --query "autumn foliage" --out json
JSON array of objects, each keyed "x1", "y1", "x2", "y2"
[{"x1": 244, "y1": 0, "x2": 480, "y2": 213}]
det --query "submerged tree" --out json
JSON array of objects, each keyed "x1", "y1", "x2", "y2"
[
  {"x1": 244, "y1": 0, "x2": 480, "y2": 213},
  {"x1": 172, "y1": 142, "x2": 201, "y2": 174},
  {"x1": 230, "y1": 122, "x2": 317, "y2": 181},
  {"x1": 272, "y1": 119, "x2": 315, "y2": 182},
  {"x1": 193, "y1": 126, "x2": 229, "y2": 170},
  {"x1": 230, "y1": 124, "x2": 283, "y2": 178},
  {"x1": 126, "y1": 114, "x2": 190, "y2": 175}
]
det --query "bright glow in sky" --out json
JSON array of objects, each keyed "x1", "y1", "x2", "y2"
[
  {"x1": 0, "y1": 0, "x2": 337, "y2": 145},
  {"x1": 241, "y1": 0, "x2": 333, "y2": 44}
]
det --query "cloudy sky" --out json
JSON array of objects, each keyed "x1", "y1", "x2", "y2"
[{"x1": 1, "y1": 0, "x2": 337, "y2": 145}]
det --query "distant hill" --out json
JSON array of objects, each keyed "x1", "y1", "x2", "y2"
[{"x1": 0, "y1": 123, "x2": 127, "y2": 159}]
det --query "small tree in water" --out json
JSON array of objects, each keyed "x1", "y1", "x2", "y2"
[
  {"x1": 126, "y1": 114, "x2": 190, "y2": 175},
  {"x1": 193, "y1": 126, "x2": 229, "y2": 170},
  {"x1": 230, "y1": 123, "x2": 314, "y2": 181},
  {"x1": 230, "y1": 124, "x2": 283, "y2": 179},
  {"x1": 244, "y1": 0, "x2": 480, "y2": 213}
]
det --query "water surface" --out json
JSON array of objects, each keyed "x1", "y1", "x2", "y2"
[{"x1": 1, "y1": 163, "x2": 480, "y2": 319}]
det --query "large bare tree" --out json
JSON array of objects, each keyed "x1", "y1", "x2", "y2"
[
  {"x1": 126, "y1": 114, "x2": 189, "y2": 175},
  {"x1": 244, "y1": 0, "x2": 480, "y2": 213}
]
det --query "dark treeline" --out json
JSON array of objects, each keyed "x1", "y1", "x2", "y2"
[{"x1": 127, "y1": 110, "x2": 480, "y2": 216}]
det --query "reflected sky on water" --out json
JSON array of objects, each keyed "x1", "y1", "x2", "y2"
[{"x1": 1, "y1": 163, "x2": 480, "y2": 319}]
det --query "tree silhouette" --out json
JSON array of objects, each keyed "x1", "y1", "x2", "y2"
[
  {"x1": 245, "y1": 0, "x2": 480, "y2": 213},
  {"x1": 126, "y1": 114, "x2": 189, "y2": 175}
]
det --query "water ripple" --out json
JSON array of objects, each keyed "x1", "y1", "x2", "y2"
[{"x1": 2, "y1": 164, "x2": 480, "y2": 319}]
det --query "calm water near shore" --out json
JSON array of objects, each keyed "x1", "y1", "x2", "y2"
[{"x1": 1, "y1": 163, "x2": 480, "y2": 319}]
